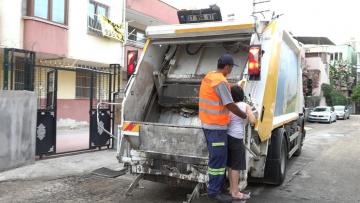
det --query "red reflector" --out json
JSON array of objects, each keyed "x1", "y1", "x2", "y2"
[
  {"x1": 249, "y1": 62, "x2": 255, "y2": 69},
  {"x1": 128, "y1": 64, "x2": 135, "y2": 75},
  {"x1": 127, "y1": 50, "x2": 138, "y2": 79},
  {"x1": 248, "y1": 46, "x2": 261, "y2": 77}
]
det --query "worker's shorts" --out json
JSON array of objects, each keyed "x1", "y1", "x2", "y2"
[{"x1": 227, "y1": 135, "x2": 246, "y2": 171}]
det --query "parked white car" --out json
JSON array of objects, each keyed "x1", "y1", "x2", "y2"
[
  {"x1": 334, "y1": 105, "x2": 351, "y2": 120},
  {"x1": 308, "y1": 106, "x2": 337, "y2": 123}
]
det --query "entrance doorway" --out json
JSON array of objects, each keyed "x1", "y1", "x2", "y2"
[
  {"x1": 2, "y1": 48, "x2": 121, "y2": 156},
  {"x1": 36, "y1": 65, "x2": 121, "y2": 156}
]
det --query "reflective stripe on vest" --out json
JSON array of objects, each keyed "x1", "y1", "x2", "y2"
[
  {"x1": 199, "y1": 72, "x2": 230, "y2": 126},
  {"x1": 199, "y1": 107, "x2": 228, "y2": 114},
  {"x1": 199, "y1": 98, "x2": 220, "y2": 106}
]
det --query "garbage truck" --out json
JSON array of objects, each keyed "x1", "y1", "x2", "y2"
[{"x1": 117, "y1": 18, "x2": 306, "y2": 202}]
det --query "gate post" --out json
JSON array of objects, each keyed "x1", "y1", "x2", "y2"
[
  {"x1": 89, "y1": 71, "x2": 95, "y2": 149},
  {"x1": 3, "y1": 48, "x2": 9, "y2": 90}
]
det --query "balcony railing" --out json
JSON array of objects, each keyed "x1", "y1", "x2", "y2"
[{"x1": 87, "y1": 16, "x2": 102, "y2": 35}]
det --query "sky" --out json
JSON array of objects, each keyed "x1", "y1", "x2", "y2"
[{"x1": 162, "y1": 0, "x2": 360, "y2": 46}]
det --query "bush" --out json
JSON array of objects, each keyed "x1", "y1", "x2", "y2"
[
  {"x1": 352, "y1": 83, "x2": 360, "y2": 103},
  {"x1": 331, "y1": 91, "x2": 347, "y2": 106},
  {"x1": 321, "y1": 84, "x2": 333, "y2": 105},
  {"x1": 321, "y1": 84, "x2": 348, "y2": 106}
]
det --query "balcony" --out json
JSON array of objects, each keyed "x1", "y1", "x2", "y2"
[
  {"x1": 87, "y1": 16, "x2": 102, "y2": 36},
  {"x1": 126, "y1": 0, "x2": 178, "y2": 26},
  {"x1": 23, "y1": 16, "x2": 68, "y2": 56}
]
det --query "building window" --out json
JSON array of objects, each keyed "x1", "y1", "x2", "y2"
[
  {"x1": 128, "y1": 26, "x2": 146, "y2": 44},
  {"x1": 88, "y1": 1, "x2": 109, "y2": 33},
  {"x1": 76, "y1": 71, "x2": 96, "y2": 98},
  {"x1": 52, "y1": 0, "x2": 65, "y2": 24},
  {"x1": 28, "y1": 0, "x2": 68, "y2": 25},
  {"x1": 34, "y1": 0, "x2": 48, "y2": 19}
]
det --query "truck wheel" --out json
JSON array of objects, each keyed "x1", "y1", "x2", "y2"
[{"x1": 264, "y1": 128, "x2": 287, "y2": 185}]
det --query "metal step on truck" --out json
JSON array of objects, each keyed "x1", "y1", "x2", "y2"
[{"x1": 117, "y1": 18, "x2": 306, "y2": 202}]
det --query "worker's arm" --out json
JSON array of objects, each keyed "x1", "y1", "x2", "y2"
[
  {"x1": 215, "y1": 82, "x2": 247, "y2": 119},
  {"x1": 226, "y1": 103, "x2": 247, "y2": 119}
]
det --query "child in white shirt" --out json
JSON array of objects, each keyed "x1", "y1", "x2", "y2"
[{"x1": 227, "y1": 85, "x2": 256, "y2": 201}]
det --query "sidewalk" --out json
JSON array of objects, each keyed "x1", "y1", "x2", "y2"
[{"x1": 0, "y1": 150, "x2": 121, "y2": 182}]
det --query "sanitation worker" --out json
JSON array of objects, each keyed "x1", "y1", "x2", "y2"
[{"x1": 198, "y1": 53, "x2": 247, "y2": 203}]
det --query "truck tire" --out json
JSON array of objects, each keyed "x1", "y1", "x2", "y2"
[{"x1": 264, "y1": 128, "x2": 287, "y2": 185}]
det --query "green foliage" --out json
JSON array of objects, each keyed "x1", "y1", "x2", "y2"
[
  {"x1": 331, "y1": 91, "x2": 347, "y2": 105},
  {"x1": 321, "y1": 83, "x2": 348, "y2": 106},
  {"x1": 322, "y1": 84, "x2": 332, "y2": 97},
  {"x1": 352, "y1": 83, "x2": 360, "y2": 103},
  {"x1": 321, "y1": 84, "x2": 333, "y2": 105},
  {"x1": 329, "y1": 60, "x2": 353, "y2": 90}
]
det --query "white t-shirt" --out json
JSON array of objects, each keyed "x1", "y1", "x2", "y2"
[{"x1": 227, "y1": 102, "x2": 248, "y2": 139}]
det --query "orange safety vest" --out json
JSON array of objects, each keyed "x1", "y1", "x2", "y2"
[{"x1": 199, "y1": 71, "x2": 230, "y2": 126}]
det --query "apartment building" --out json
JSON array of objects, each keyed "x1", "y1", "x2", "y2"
[
  {"x1": 0, "y1": 0, "x2": 124, "y2": 123},
  {"x1": 125, "y1": 0, "x2": 178, "y2": 77},
  {"x1": 295, "y1": 37, "x2": 334, "y2": 106},
  {"x1": 0, "y1": 0, "x2": 125, "y2": 153}
]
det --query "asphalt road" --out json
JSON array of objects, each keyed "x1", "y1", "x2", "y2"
[{"x1": 0, "y1": 116, "x2": 359, "y2": 203}]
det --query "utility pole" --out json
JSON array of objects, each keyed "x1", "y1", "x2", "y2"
[
  {"x1": 251, "y1": 0, "x2": 271, "y2": 39},
  {"x1": 252, "y1": 0, "x2": 271, "y2": 20}
]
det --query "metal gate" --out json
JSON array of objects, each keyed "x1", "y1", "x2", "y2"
[
  {"x1": 2, "y1": 49, "x2": 121, "y2": 155},
  {"x1": 89, "y1": 64, "x2": 121, "y2": 149},
  {"x1": 36, "y1": 68, "x2": 58, "y2": 155},
  {"x1": 34, "y1": 64, "x2": 121, "y2": 155}
]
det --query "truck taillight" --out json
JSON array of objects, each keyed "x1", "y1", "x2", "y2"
[
  {"x1": 248, "y1": 46, "x2": 261, "y2": 79},
  {"x1": 127, "y1": 50, "x2": 138, "y2": 79}
]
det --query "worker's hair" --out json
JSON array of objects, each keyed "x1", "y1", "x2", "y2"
[
  {"x1": 217, "y1": 63, "x2": 226, "y2": 69},
  {"x1": 231, "y1": 85, "x2": 245, "y2": 103}
]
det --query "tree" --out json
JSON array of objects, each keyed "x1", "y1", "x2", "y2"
[
  {"x1": 329, "y1": 60, "x2": 355, "y2": 92},
  {"x1": 352, "y1": 83, "x2": 360, "y2": 103}
]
